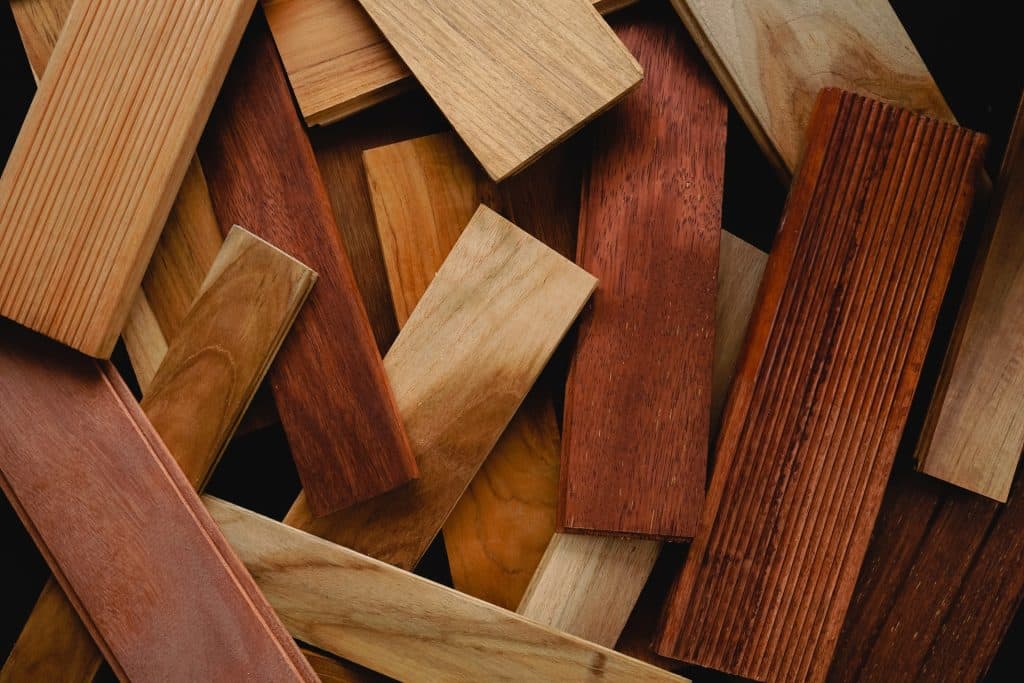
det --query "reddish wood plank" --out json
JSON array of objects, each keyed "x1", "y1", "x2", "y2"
[
  {"x1": 559, "y1": 4, "x2": 726, "y2": 541},
  {"x1": 653, "y1": 89, "x2": 987, "y2": 682},
  {"x1": 199, "y1": 10, "x2": 415, "y2": 515}
]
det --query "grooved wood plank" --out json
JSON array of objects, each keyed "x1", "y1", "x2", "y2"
[
  {"x1": 916, "y1": 95, "x2": 1024, "y2": 500},
  {"x1": 207, "y1": 497, "x2": 688, "y2": 682},
  {"x1": 0, "y1": 0, "x2": 254, "y2": 356},
  {"x1": 284, "y1": 205, "x2": 596, "y2": 570},
  {"x1": 653, "y1": 89, "x2": 987, "y2": 682},
  {"x1": 199, "y1": 11, "x2": 416, "y2": 516},
  {"x1": 560, "y1": 5, "x2": 726, "y2": 540},
  {"x1": 351, "y1": 0, "x2": 642, "y2": 180},
  {"x1": 262, "y1": 0, "x2": 640, "y2": 127}
]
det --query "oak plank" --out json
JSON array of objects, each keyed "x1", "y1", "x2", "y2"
[
  {"x1": 654, "y1": 90, "x2": 986, "y2": 682},
  {"x1": 351, "y1": 0, "x2": 641, "y2": 180}
]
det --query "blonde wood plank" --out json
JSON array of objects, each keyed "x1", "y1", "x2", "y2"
[
  {"x1": 284, "y1": 205, "x2": 596, "y2": 570},
  {"x1": 207, "y1": 497, "x2": 687, "y2": 682},
  {"x1": 122, "y1": 291, "x2": 169, "y2": 392},
  {"x1": 350, "y1": 0, "x2": 641, "y2": 180},
  {"x1": 0, "y1": 0, "x2": 254, "y2": 356}
]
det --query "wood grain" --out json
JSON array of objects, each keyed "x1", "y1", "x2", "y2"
[
  {"x1": 0, "y1": 0, "x2": 254, "y2": 356},
  {"x1": 285, "y1": 206, "x2": 596, "y2": 570},
  {"x1": 352, "y1": 0, "x2": 641, "y2": 180},
  {"x1": 560, "y1": 5, "x2": 726, "y2": 540},
  {"x1": 207, "y1": 497, "x2": 687, "y2": 682},
  {"x1": 654, "y1": 89, "x2": 986, "y2": 682},
  {"x1": 199, "y1": 11, "x2": 416, "y2": 516},
  {"x1": 263, "y1": 0, "x2": 640, "y2": 127}
]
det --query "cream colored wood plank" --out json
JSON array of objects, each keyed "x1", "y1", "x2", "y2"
[{"x1": 122, "y1": 291, "x2": 169, "y2": 392}]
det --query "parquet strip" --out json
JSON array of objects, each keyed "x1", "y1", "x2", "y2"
[{"x1": 654, "y1": 89, "x2": 986, "y2": 682}]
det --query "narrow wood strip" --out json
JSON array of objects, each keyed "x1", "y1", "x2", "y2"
[
  {"x1": 284, "y1": 205, "x2": 596, "y2": 570},
  {"x1": 207, "y1": 497, "x2": 687, "y2": 682},
  {"x1": 351, "y1": 0, "x2": 641, "y2": 180},
  {"x1": 199, "y1": 11, "x2": 416, "y2": 516},
  {"x1": 654, "y1": 89, "x2": 986, "y2": 682},
  {"x1": 0, "y1": 0, "x2": 254, "y2": 356}
]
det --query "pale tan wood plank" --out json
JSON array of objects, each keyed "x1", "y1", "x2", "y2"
[
  {"x1": 122, "y1": 291, "x2": 169, "y2": 391},
  {"x1": 207, "y1": 497, "x2": 687, "y2": 682}
]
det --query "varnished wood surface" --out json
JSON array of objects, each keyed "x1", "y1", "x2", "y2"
[{"x1": 654, "y1": 90, "x2": 987, "y2": 682}]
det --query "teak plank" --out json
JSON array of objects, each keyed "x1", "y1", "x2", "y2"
[
  {"x1": 654, "y1": 90, "x2": 986, "y2": 682},
  {"x1": 199, "y1": 11, "x2": 416, "y2": 516},
  {"x1": 263, "y1": 0, "x2": 640, "y2": 127},
  {"x1": 916, "y1": 95, "x2": 1024, "y2": 500},
  {"x1": 0, "y1": 0, "x2": 254, "y2": 356},
  {"x1": 351, "y1": 0, "x2": 642, "y2": 180},
  {"x1": 284, "y1": 206, "x2": 596, "y2": 570},
  {"x1": 207, "y1": 497, "x2": 687, "y2": 682},
  {"x1": 560, "y1": 4, "x2": 727, "y2": 541}
]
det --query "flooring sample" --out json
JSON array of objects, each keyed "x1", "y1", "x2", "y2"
[
  {"x1": 653, "y1": 89, "x2": 986, "y2": 682},
  {"x1": 199, "y1": 11, "x2": 415, "y2": 516},
  {"x1": 560, "y1": 5, "x2": 726, "y2": 540},
  {"x1": 263, "y1": 0, "x2": 640, "y2": 127},
  {"x1": 284, "y1": 205, "x2": 596, "y2": 570},
  {"x1": 351, "y1": 0, "x2": 641, "y2": 180},
  {"x1": 0, "y1": 0, "x2": 254, "y2": 356},
  {"x1": 0, "y1": 325, "x2": 316, "y2": 681},
  {"x1": 916, "y1": 95, "x2": 1024, "y2": 500},
  {"x1": 207, "y1": 497, "x2": 686, "y2": 682}
]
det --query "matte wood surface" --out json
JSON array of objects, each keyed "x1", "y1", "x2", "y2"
[
  {"x1": 916, "y1": 95, "x2": 1024, "y2": 500},
  {"x1": 0, "y1": 0, "x2": 254, "y2": 356},
  {"x1": 0, "y1": 326, "x2": 316, "y2": 681},
  {"x1": 207, "y1": 497, "x2": 687, "y2": 682},
  {"x1": 263, "y1": 0, "x2": 640, "y2": 127},
  {"x1": 352, "y1": 0, "x2": 642, "y2": 180},
  {"x1": 669, "y1": 0, "x2": 955, "y2": 176},
  {"x1": 654, "y1": 90, "x2": 986, "y2": 682},
  {"x1": 199, "y1": 12, "x2": 416, "y2": 516},
  {"x1": 284, "y1": 206, "x2": 596, "y2": 570},
  {"x1": 560, "y1": 6, "x2": 726, "y2": 540}
]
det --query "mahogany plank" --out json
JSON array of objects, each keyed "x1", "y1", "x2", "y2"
[
  {"x1": 654, "y1": 89, "x2": 986, "y2": 682},
  {"x1": 199, "y1": 10, "x2": 416, "y2": 516}
]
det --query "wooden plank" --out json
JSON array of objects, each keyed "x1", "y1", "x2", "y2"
[
  {"x1": 351, "y1": 0, "x2": 641, "y2": 180},
  {"x1": 284, "y1": 205, "x2": 596, "y2": 570},
  {"x1": 199, "y1": 11, "x2": 416, "y2": 516},
  {"x1": 0, "y1": 0, "x2": 254, "y2": 356},
  {"x1": 915, "y1": 95, "x2": 1024, "y2": 500},
  {"x1": 653, "y1": 89, "x2": 986, "y2": 682},
  {"x1": 207, "y1": 497, "x2": 687, "y2": 682},
  {"x1": 560, "y1": 5, "x2": 726, "y2": 540},
  {"x1": 263, "y1": 0, "x2": 641, "y2": 127}
]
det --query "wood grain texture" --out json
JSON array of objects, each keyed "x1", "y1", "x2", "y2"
[
  {"x1": 0, "y1": 325, "x2": 316, "y2": 681},
  {"x1": 352, "y1": 0, "x2": 641, "y2": 180},
  {"x1": 9, "y1": 0, "x2": 72, "y2": 79},
  {"x1": 0, "y1": 0, "x2": 254, "y2": 356},
  {"x1": 207, "y1": 497, "x2": 687, "y2": 682},
  {"x1": 654, "y1": 89, "x2": 987, "y2": 682},
  {"x1": 560, "y1": 5, "x2": 726, "y2": 540},
  {"x1": 916, "y1": 95, "x2": 1024, "y2": 500},
  {"x1": 199, "y1": 11, "x2": 416, "y2": 516},
  {"x1": 284, "y1": 206, "x2": 596, "y2": 570}
]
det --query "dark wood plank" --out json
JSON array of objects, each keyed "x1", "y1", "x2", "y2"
[{"x1": 654, "y1": 89, "x2": 987, "y2": 682}]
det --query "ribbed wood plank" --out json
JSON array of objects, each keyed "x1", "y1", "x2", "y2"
[
  {"x1": 654, "y1": 89, "x2": 986, "y2": 682},
  {"x1": 0, "y1": 0, "x2": 254, "y2": 356}
]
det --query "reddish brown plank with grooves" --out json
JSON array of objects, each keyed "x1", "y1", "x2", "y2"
[
  {"x1": 559, "y1": 4, "x2": 726, "y2": 541},
  {"x1": 198, "y1": 10, "x2": 415, "y2": 516},
  {"x1": 0, "y1": 323, "x2": 316, "y2": 682},
  {"x1": 653, "y1": 89, "x2": 987, "y2": 682}
]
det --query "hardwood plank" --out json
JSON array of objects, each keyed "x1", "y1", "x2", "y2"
[
  {"x1": 653, "y1": 89, "x2": 986, "y2": 682},
  {"x1": 284, "y1": 206, "x2": 596, "y2": 570},
  {"x1": 351, "y1": 0, "x2": 641, "y2": 180},
  {"x1": 0, "y1": 0, "x2": 254, "y2": 356},
  {"x1": 560, "y1": 4, "x2": 726, "y2": 540},
  {"x1": 199, "y1": 11, "x2": 416, "y2": 516},
  {"x1": 207, "y1": 497, "x2": 687, "y2": 682},
  {"x1": 263, "y1": 0, "x2": 641, "y2": 127},
  {"x1": 8, "y1": 0, "x2": 71, "y2": 79}
]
